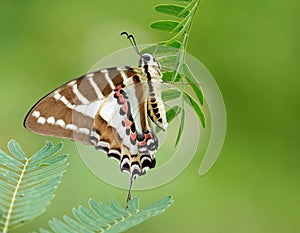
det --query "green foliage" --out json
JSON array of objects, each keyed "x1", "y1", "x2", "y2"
[
  {"x1": 0, "y1": 140, "x2": 68, "y2": 232},
  {"x1": 151, "y1": 20, "x2": 183, "y2": 32},
  {"x1": 147, "y1": 0, "x2": 205, "y2": 145},
  {"x1": 166, "y1": 106, "x2": 182, "y2": 124},
  {"x1": 150, "y1": 0, "x2": 201, "y2": 45},
  {"x1": 154, "y1": 4, "x2": 189, "y2": 18},
  {"x1": 182, "y1": 63, "x2": 203, "y2": 105},
  {"x1": 39, "y1": 196, "x2": 174, "y2": 233},
  {"x1": 182, "y1": 91, "x2": 205, "y2": 128},
  {"x1": 161, "y1": 89, "x2": 181, "y2": 102},
  {"x1": 0, "y1": 141, "x2": 172, "y2": 233}
]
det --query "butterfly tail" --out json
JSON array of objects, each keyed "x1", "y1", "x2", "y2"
[{"x1": 127, "y1": 174, "x2": 134, "y2": 203}]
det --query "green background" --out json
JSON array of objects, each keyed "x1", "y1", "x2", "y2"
[{"x1": 1, "y1": 0, "x2": 299, "y2": 232}]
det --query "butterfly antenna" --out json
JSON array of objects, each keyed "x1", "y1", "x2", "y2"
[{"x1": 121, "y1": 31, "x2": 141, "y2": 56}]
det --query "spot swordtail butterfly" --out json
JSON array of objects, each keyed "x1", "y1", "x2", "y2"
[{"x1": 24, "y1": 32, "x2": 168, "y2": 201}]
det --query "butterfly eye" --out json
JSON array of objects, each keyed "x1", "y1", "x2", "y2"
[{"x1": 142, "y1": 54, "x2": 152, "y2": 61}]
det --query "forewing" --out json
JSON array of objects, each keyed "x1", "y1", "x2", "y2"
[{"x1": 24, "y1": 67, "x2": 140, "y2": 145}]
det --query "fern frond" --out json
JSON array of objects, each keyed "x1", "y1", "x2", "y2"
[
  {"x1": 40, "y1": 196, "x2": 173, "y2": 233},
  {"x1": 0, "y1": 140, "x2": 68, "y2": 232}
]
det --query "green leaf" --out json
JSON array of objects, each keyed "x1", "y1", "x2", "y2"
[
  {"x1": 151, "y1": 0, "x2": 202, "y2": 46},
  {"x1": 0, "y1": 140, "x2": 68, "y2": 232},
  {"x1": 183, "y1": 63, "x2": 204, "y2": 104},
  {"x1": 183, "y1": 91, "x2": 205, "y2": 127},
  {"x1": 66, "y1": 215, "x2": 95, "y2": 233},
  {"x1": 159, "y1": 55, "x2": 178, "y2": 69},
  {"x1": 109, "y1": 200, "x2": 128, "y2": 217},
  {"x1": 142, "y1": 43, "x2": 183, "y2": 57},
  {"x1": 154, "y1": 4, "x2": 189, "y2": 18},
  {"x1": 29, "y1": 142, "x2": 63, "y2": 165},
  {"x1": 175, "y1": 108, "x2": 185, "y2": 146},
  {"x1": 40, "y1": 196, "x2": 174, "y2": 233},
  {"x1": 166, "y1": 106, "x2": 182, "y2": 123},
  {"x1": 163, "y1": 40, "x2": 182, "y2": 49},
  {"x1": 162, "y1": 71, "x2": 182, "y2": 82},
  {"x1": 126, "y1": 196, "x2": 139, "y2": 212},
  {"x1": 161, "y1": 89, "x2": 181, "y2": 102},
  {"x1": 8, "y1": 140, "x2": 26, "y2": 161},
  {"x1": 150, "y1": 20, "x2": 182, "y2": 32},
  {"x1": 49, "y1": 218, "x2": 76, "y2": 233}
]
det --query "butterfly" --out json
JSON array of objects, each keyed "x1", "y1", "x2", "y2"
[{"x1": 24, "y1": 32, "x2": 168, "y2": 201}]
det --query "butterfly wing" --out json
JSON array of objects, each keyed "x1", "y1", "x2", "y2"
[
  {"x1": 24, "y1": 67, "x2": 139, "y2": 143},
  {"x1": 89, "y1": 73, "x2": 159, "y2": 177},
  {"x1": 24, "y1": 66, "x2": 166, "y2": 177}
]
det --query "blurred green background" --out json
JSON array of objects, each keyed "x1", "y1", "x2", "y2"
[{"x1": 1, "y1": 0, "x2": 299, "y2": 232}]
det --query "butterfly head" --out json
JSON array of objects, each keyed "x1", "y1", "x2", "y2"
[
  {"x1": 139, "y1": 53, "x2": 160, "y2": 68},
  {"x1": 121, "y1": 32, "x2": 162, "y2": 78}
]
